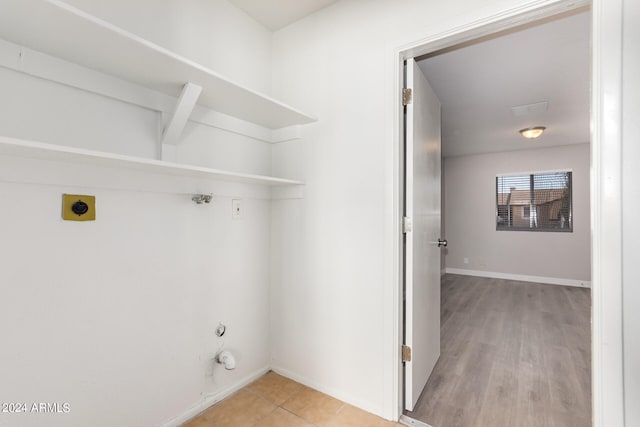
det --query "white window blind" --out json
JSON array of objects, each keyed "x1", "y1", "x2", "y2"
[{"x1": 496, "y1": 171, "x2": 572, "y2": 232}]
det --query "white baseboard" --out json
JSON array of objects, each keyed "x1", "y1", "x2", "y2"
[
  {"x1": 270, "y1": 366, "x2": 391, "y2": 422},
  {"x1": 445, "y1": 268, "x2": 591, "y2": 288},
  {"x1": 399, "y1": 414, "x2": 433, "y2": 427},
  {"x1": 158, "y1": 366, "x2": 271, "y2": 427}
]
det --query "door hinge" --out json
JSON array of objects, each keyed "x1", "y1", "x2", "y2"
[
  {"x1": 402, "y1": 345, "x2": 412, "y2": 362},
  {"x1": 403, "y1": 217, "x2": 413, "y2": 233},
  {"x1": 402, "y1": 88, "x2": 413, "y2": 106}
]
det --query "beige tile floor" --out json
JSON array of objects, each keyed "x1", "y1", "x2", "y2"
[{"x1": 182, "y1": 371, "x2": 404, "y2": 427}]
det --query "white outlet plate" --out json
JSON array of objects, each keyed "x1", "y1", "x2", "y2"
[{"x1": 232, "y1": 199, "x2": 242, "y2": 219}]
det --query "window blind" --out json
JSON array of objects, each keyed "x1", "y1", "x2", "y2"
[{"x1": 496, "y1": 171, "x2": 572, "y2": 232}]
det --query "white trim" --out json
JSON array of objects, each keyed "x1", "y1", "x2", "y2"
[
  {"x1": 591, "y1": 0, "x2": 625, "y2": 425},
  {"x1": 0, "y1": 38, "x2": 300, "y2": 144},
  {"x1": 270, "y1": 366, "x2": 390, "y2": 421},
  {"x1": 445, "y1": 268, "x2": 591, "y2": 288},
  {"x1": 399, "y1": 415, "x2": 433, "y2": 427},
  {"x1": 397, "y1": 1, "x2": 591, "y2": 60},
  {"x1": 158, "y1": 366, "x2": 270, "y2": 427},
  {"x1": 386, "y1": 38, "x2": 404, "y2": 422}
]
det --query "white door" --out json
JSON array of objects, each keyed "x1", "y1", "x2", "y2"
[{"x1": 404, "y1": 58, "x2": 442, "y2": 411}]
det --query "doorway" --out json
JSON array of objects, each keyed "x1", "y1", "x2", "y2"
[{"x1": 398, "y1": 4, "x2": 593, "y2": 426}]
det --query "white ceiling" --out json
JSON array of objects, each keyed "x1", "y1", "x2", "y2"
[
  {"x1": 228, "y1": 0, "x2": 339, "y2": 31},
  {"x1": 418, "y1": 10, "x2": 590, "y2": 158}
]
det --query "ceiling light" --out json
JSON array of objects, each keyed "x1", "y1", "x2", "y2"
[{"x1": 519, "y1": 126, "x2": 546, "y2": 139}]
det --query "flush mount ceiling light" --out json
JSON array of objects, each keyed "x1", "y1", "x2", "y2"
[{"x1": 519, "y1": 126, "x2": 546, "y2": 139}]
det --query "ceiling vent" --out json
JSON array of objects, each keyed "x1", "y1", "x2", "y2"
[{"x1": 511, "y1": 101, "x2": 549, "y2": 117}]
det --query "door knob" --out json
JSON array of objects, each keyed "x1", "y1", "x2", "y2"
[{"x1": 438, "y1": 239, "x2": 448, "y2": 247}]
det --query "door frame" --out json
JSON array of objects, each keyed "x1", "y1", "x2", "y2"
[{"x1": 390, "y1": 0, "x2": 624, "y2": 424}]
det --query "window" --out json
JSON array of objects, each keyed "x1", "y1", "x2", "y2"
[{"x1": 496, "y1": 171, "x2": 572, "y2": 232}]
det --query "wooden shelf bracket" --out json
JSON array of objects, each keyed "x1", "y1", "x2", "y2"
[{"x1": 161, "y1": 82, "x2": 202, "y2": 160}]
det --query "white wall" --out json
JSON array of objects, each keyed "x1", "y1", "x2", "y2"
[
  {"x1": 0, "y1": 174, "x2": 271, "y2": 427},
  {"x1": 268, "y1": 0, "x2": 576, "y2": 419},
  {"x1": 622, "y1": 0, "x2": 640, "y2": 423},
  {"x1": 0, "y1": 66, "x2": 159, "y2": 159},
  {"x1": 443, "y1": 144, "x2": 591, "y2": 283},
  {"x1": 0, "y1": 2, "x2": 277, "y2": 426}
]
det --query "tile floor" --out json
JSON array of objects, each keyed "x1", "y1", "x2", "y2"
[{"x1": 182, "y1": 371, "x2": 404, "y2": 427}]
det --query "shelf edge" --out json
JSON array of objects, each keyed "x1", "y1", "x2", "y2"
[
  {"x1": 0, "y1": 136, "x2": 305, "y2": 187},
  {"x1": 43, "y1": 0, "x2": 317, "y2": 128}
]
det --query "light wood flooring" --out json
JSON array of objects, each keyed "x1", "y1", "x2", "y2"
[
  {"x1": 182, "y1": 371, "x2": 404, "y2": 427},
  {"x1": 406, "y1": 274, "x2": 591, "y2": 427}
]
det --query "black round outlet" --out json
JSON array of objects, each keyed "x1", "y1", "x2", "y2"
[{"x1": 71, "y1": 200, "x2": 89, "y2": 216}]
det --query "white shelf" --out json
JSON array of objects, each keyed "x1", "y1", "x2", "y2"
[
  {"x1": 0, "y1": 0, "x2": 316, "y2": 130},
  {"x1": 0, "y1": 136, "x2": 304, "y2": 187}
]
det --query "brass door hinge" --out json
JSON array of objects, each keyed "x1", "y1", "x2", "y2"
[
  {"x1": 402, "y1": 345, "x2": 412, "y2": 362},
  {"x1": 402, "y1": 88, "x2": 413, "y2": 106}
]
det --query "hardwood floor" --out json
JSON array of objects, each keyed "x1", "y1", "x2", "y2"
[{"x1": 406, "y1": 274, "x2": 591, "y2": 427}]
